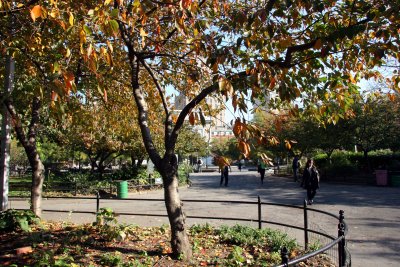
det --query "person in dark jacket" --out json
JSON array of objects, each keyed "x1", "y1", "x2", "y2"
[
  {"x1": 220, "y1": 165, "x2": 231, "y2": 186},
  {"x1": 292, "y1": 155, "x2": 300, "y2": 182},
  {"x1": 301, "y1": 159, "x2": 320, "y2": 205}
]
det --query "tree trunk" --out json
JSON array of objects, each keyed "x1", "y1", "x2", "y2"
[
  {"x1": 162, "y1": 169, "x2": 192, "y2": 260},
  {"x1": 27, "y1": 147, "x2": 45, "y2": 216},
  {"x1": 4, "y1": 96, "x2": 45, "y2": 217}
]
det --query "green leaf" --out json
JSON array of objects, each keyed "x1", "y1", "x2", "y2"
[
  {"x1": 109, "y1": 20, "x2": 119, "y2": 35},
  {"x1": 18, "y1": 218, "x2": 30, "y2": 232},
  {"x1": 83, "y1": 25, "x2": 92, "y2": 35},
  {"x1": 110, "y1": 9, "x2": 119, "y2": 18}
]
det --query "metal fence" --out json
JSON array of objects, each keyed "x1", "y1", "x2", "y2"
[{"x1": 12, "y1": 194, "x2": 350, "y2": 267}]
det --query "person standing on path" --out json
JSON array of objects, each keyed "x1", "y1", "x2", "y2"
[
  {"x1": 197, "y1": 159, "x2": 203, "y2": 173},
  {"x1": 292, "y1": 155, "x2": 301, "y2": 182},
  {"x1": 220, "y1": 165, "x2": 230, "y2": 186},
  {"x1": 301, "y1": 159, "x2": 320, "y2": 205}
]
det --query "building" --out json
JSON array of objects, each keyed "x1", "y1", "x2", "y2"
[{"x1": 174, "y1": 93, "x2": 234, "y2": 141}]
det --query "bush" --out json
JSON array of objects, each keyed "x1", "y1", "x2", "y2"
[
  {"x1": 0, "y1": 209, "x2": 41, "y2": 232},
  {"x1": 178, "y1": 162, "x2": 192, "y2": 185},
  {"x1": 217, "y1": 224, "x2": 298, "y2": 252}
]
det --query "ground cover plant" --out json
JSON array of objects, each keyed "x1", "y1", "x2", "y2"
[{"x1": 0, "y1": 209, "x2": 334, "y2": 266}]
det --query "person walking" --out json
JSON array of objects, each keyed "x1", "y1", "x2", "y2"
[
  {"x1": 220, "y1": 165, "x2": 230, "y2": 186},
  {"x1": 258, "y1": 160, "x2": 267, "y2": 184},
  {"x1": 301, "y1": 159, "x2": 320, "y2": 205},
  {"x1": 197, "y1": 159, "x2": 203, "y2": 173},
  {"x1": 292, "y1": 155, "x2": 300, "y2": 182}
]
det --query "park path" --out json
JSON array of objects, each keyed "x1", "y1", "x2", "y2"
[{"x1": 8, "y1": 168, "x2": 400, "y2": 267}]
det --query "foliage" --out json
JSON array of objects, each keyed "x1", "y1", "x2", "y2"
[
  {"x1": 10, "y1": 138, "x2": 29, "y2": 170},
  {"x1": 0, "y1": 209, "x2": 41, "y2": 232},
  {"x1": 211, "y1": 137, "x2": 243, "y2": 161},
  {"x1": 313, "y1": 150, "x2": 400, "y2": 178},
  {"x1": 2, "y1": 0, "x2": 399, "y2": 258},
  {"x1": 0, "y1": 222, "x2": 328, "y2": 267},
  {"x1": 178, "y1": 162, "x2": 193, "y2": 185},
  {"x1": 95, "y1": 207, "x2": 117, "y2": 227},
  {"x1": 218, "y1": 224, "x2": 298, "y2": 253},
  {"x1": 175, "y1": 125, "x2": 208, "y2": 158}
]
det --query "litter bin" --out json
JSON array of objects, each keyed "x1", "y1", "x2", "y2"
[
  {"x1": 375, "y1": 170, "x2": 388, "y2": 186},
  {"x1": 390, "y1": 175, "x2": 400, "y2": 187},
  {"x1": 117, "y1": 180, "x2": 128, "y2": 199}
]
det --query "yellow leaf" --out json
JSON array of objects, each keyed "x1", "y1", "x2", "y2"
[
  {"x1": 69, "y1": 12, "x2": 74, "y2": 26},
  {"x1": 66, "y1": 48, "x2": 71, "y2": 58},
  {"x1": 104, "y1": 0, "x2": 112, "y2": 5},
  {"x1": 30, "y1": 5, "x2": 42, "y2": 22},
  {"x1": 87, "y1": 44, "x2": 93, "y2": 57},
  {"x1": 140, "y1": 28, "x2": 148, "y2": 37},
  {"x1": 285, "y1": 140, "x2": 291, "y2": 150},
  {"x1": 107, "y1": 41, "x2": 113, "y2": 53},
  {"x1": 218, "y1": 77, "x2": 234, "y2": 96}
]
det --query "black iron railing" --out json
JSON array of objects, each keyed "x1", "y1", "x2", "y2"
[{"x1": 11, "y1": 194, "x2": 350, "y2": 267}]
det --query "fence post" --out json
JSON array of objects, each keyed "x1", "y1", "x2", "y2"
[
  {"x1": 338, "y1": 210, "x2": 346, "y2": 267},
  {"x1": 280, "y1": 246, "x2": 289, "y2": 266},
  {"x1": 304, "y1": 199, "x2": 309, "y2": 250},
  {"x1": 258, "y1": 196, "x2": 262, "y2": 229},
  {"x1": 96, "y1": 191, "x2": 100, "y2": 213}
]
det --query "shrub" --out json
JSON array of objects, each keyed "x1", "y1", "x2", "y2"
[
  {"x1": 217, "y1": 224, "x2": 298, "y2": 252},
  {"x1": 0, "y1": 209, "x2": 41, "y2": 232}
]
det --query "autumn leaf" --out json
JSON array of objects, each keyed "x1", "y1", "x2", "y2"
[
  {"x1": 104, "y1": 89, "x2": 108, "y2": 102},
  {"x1": 189, "y1": 112, "x2": 195, "y2": 125},
  {"x1": 109, "y1": 20, "x2": 119, "y2": 36},
  {"x1": 30, "y1": 5, "x2": 42, "y2": 22},
  {"x1": 218, "y1": 77, "x2": 234, "y2": 97},
  {"x1": 284, "y1": 140, "x2": 291, "y2": 150},
  {"x1": 314, "y1": 38, "x2": 323, "y2": 50},
  {"x1": 69, "y1": 12, "x2": 74, "y2": 26},
  {"x1": 140, "y1": 28, "x2": 148, "y2": 37},
  {"x1": 232, "y1": 118, "x2": 244, "y2": 137}
]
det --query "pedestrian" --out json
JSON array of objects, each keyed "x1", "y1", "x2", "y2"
[
  {"x1": 292, "y1": 155, "x2": 301, "y2": 182},
  {"x1": 238, "y1": 161, "x2": 242, "y2": 171},
  {"x1": 258, "y1": 159, "x2": 267, "y2": 184},
  {"x1": 220, "y1": 165, "x2": 230, "y2": 186},
  {"x1": 197, "y1": 159, "x2": 203, "y2": 173},
  {"x1": 301, "y1": 159, "x2": 320, "y2": 205}
]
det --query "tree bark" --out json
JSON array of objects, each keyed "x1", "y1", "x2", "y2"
[
  {"x1": 161, "y1": 162, "x2": 192, "y2": 260},
  {"x1": 4, "y1": 96, "x2": 45, "y2": 216},
  {"x1": 26, "y1": 147, "x2": 45, "y2": 216}
]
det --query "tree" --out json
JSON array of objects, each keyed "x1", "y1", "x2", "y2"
[
  {"x1": 348, "y1": 94, "x2": 398, "y2": 170},
  {"x1": 2, "y1": 0, "x2": 399, "y2": 260},
  {"x1": 175, "y1": 124, "x2": 208, "y2": 160}
]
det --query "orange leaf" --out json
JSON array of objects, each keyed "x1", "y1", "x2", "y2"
[
  {"x1": 269, "y1": 77, "x2": 276, "y2": 89},
  {"x1": 31, "y1": 5, "x2": 42, "y2": 22},
  {"x1": 314, "y1": 38, "x2": 322, "y2": 50},
  {"x1": 104, "y1": 89, "x2": 108, "y2": 102},
  {"x1": 232, "y1": 118, "x2": 243, "y2": 137},
  {"x1": 189, "y1": 112, "x2": 195, "y2": 125}
]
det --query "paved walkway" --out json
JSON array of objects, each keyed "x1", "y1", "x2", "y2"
[{"x1": 8, "y1": 168, "x2": 400, "y2": 267}]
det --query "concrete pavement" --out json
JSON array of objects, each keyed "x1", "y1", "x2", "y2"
[{"x1": 8, "y1": 168, "x2": 400, "y2": 267}]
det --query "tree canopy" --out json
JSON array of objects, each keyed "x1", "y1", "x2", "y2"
[{"x1": 1, "y1": 0, "x2": 399, "y2": 260}]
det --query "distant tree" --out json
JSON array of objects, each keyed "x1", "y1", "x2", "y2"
[{"x1": 175, "y1": 125, "x2": 208, "y2": 160}]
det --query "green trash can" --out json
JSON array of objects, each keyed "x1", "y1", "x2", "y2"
[
  {"x1": 390, "y1": 175, "x2": 400, "y2": 187},
  {"x1": 117, "y1": 180, "x2": 128, "y2": 198}
]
